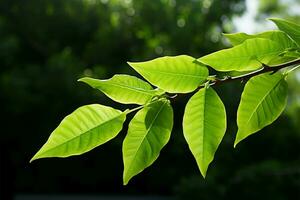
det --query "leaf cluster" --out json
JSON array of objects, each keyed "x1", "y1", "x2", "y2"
[{"x1": 31, "y1": 18, "x2": 300, "y2": 185}]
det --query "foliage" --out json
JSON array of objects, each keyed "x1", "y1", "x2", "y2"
[
  {"x1": 31, "y1": 17, "x2": 300, "y2": 185},
  {"x1": 1, "y1": 0, "x2": 253, "y2": 197}
]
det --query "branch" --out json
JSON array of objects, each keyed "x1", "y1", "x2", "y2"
[{"x1": 206, "y1": 58, "x2": 300, "y2": 88}]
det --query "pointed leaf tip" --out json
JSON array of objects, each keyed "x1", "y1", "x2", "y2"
[
  {"x1": 123, "y1": 178, "x2": 128, "y2": 186},
  {"x1": 233, "y1": 143, "x2": 237, "y2": 149},
  {"x1": 233, "y1": 138, "x2": 240, "y2": 148},
  {"x1": 77, "y1": 77, "x2": 88, "y2": 82},
  {"x1": 233, "y1": 130, "x2": 246, "y2": 148},
  {"x1": 200, "y1": 168, "x2": 207, "y2": 179},
  {"x1": 29, "y1": 157, "x2": 35, "y2": 163}
]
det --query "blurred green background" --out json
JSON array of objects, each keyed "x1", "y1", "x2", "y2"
[{"x1": 0, "y1": 0, "x2": 300, "y2": 199}]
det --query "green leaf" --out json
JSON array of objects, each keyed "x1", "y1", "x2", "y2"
[
  {"x1": 123, "y1": 99, "x2": 173, "y2": 185},
  {"x1": 224, "y1": 30, "x2": 299, "y2": 65},
  {"x1": 30, "y1": 104, "x2": 126, "y2": 162},
  {"x1": 267, "y1": 53, "x2": 300, "y2": 66},
  {"x1": 224, "y1": 30, "x2": 297, "y2": 47},
  {"x1": 235, "y1": 72, "x2": 288, "y2": 147},
  {"x1": 79, "y1": 75, "x2": 161, "y2": 105},
  {"x1": 183, "y1": 87, "x2": 226, "y2": 177},
  {"x1": 270, "y1": 18, "x2": 300, "y2": 46},
  {"x1": 128, "y1": 55, "x2": 209, "y2": 93},
  {"x1": 198, "y1": 38, "x2": 292, "y2": 72}
]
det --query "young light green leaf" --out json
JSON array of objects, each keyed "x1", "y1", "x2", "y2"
[
  {"x1": 224, "y1": 30, "x2": 297, "y2": 47},
  {"x1": 128, "y1": 55, "x2": 209, "y2": 93},
  {"x1": 235, "y1": 72, "x2": 288, "y2": 147},
  {"x1": 30, "y1": 104, "x2": 126, "y2": 162},
  {"x1": 183, "y1": 87, "x2": 226, "y2": 177},
  {"x1": 123, "y1": 99, "x2": 173, "y2": 185},
  {"x1": 198, "y1": 38, "x2": 291, "y2": 71},
  {"x1": 270, "y1": 18, "x2": 300, "y2": 46},
  {"x1": 79, "y1": 75, "x2": 161, "y2": 105}
]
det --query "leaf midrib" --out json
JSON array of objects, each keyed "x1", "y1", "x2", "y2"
[
  {"x1": 200, "y1": 89, "x2": 207, "y2": 167},
  {"x1": 134, "y1": 66, "x2": 207, "y2": 79},
  {"x1": 98, "y1": 81, "x2": 156, "y2": 96}
]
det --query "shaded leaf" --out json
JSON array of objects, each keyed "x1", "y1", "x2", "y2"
[
  {"x1": 79, "y1": 75, "x2": 160, "y2": 105},
  {"x1": 270, "y1": 18, "x2": 300, "y2": 46},
  {"x1": 123, "y1": 99, "x2": 173, "y2": 185},
  {"x1": 183, "y1": 87, "x2": 226, "y2": 177},
  {"x1": 198, "y1": 38, "x2": 291, "y2": 71},
  {"x1": 31, "y1": 104, "x2": 126, "y2": 162},
  {"x1": 224, "y1": 30, "x2": 299, "y2": 65},
  {"x1": 128, "y1": 55, "x2": 208, "y2": 93},
  {"x1": 235, "y1": 72, "x2": 288, "y2": 147},
  {"x1": 224, "y1": 30, "x2": 297, "y2": 47}
]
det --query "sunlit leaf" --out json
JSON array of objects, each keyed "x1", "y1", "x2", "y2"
[
  {"x1": 235, "y1": 72, "x2": 288, "y2": 147},
  {"x1": 79, "y1": 75, "x2": 161, "y2": 105},
  {"x1": 183, "y1": 87, "x2": 226, "y2": 177},
  {"x1": 31, "y1": 104, "x2": 126, "y2": 162},
  {"x1": 198, "y1": 38, "x2": 291, "y2": 71},
  {"x1": 128, "y1": 55, "x2": 209, "y2": 93},
  {"x1": 123, "y1": 99, "x2": 173, "y2": 185},
  {"x1": 270, "y1": 18, "x2": 300, "y2": 46}
]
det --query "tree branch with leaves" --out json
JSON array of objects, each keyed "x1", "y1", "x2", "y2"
[{"x1": 31, "y1": 18, "x2": 300, "y2": 185}]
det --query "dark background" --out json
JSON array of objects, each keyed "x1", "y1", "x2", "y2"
[{"x1": 0, "y1": 0, "x2": 300, "y2": 199}]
